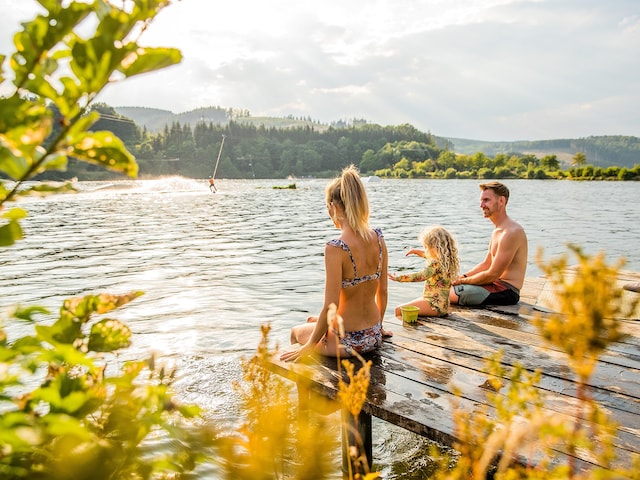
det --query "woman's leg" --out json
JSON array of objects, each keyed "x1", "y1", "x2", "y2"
[
  {"x1": 290, "y1": 323, "x2": 346, "y2": 357},
  {"x1": 317, "y1": 329, "x2": 344, "y2": 356},
  {"x1": 290, "y1": 322, "x2": 315, "y2": 344}
]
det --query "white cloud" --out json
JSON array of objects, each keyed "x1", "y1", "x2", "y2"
[{"x1": 1, "y1": 0, "x2": 639, "y2": 140}]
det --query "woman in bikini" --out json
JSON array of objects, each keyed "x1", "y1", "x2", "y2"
[{"x1": 280, "y1": 165, "x2": 390, "y2": 362}]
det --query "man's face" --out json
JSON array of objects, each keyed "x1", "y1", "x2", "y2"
[{"x1": 480, "y1": 189, "x2": 500, "y2": 218}]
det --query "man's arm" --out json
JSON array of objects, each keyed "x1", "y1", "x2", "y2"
[
  {"x1": 463, "y1": 249, "x2": 492, "y2": 278},
  {"x1": 464, "y1": 229, "x2": 523, "y2": 285},
  {"x1": 452, "y1": 248, "x2": 492, "y2": 286}
]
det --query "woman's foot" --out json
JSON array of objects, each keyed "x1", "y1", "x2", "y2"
[{"x1": 382, "y1": 328, "x2": 393, "y2": 338}]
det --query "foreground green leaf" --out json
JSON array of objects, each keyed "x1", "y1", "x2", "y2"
[
  {"x1": 70, "y1": 131, "x2": 138, "y2": 177},
  {"x1": 88, "y1": 319, "x2": 132, "y2": 352}
]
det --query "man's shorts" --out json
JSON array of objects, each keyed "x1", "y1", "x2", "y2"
[{"x1": 453, "y1": 280, "x2": 520, "y2": 306}]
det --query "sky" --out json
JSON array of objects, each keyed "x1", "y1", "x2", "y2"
[{"x1": 1, "y1": 0, "x2": 639, "y2": 141}]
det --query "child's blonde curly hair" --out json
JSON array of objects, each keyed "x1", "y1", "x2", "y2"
[{"x1": 420, "y1": 226, "x2": 460, "y2": 281}]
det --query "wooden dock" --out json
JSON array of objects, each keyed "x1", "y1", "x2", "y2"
[{"x1": 268, "y1": 269, "x2": 640, "y2": 474}]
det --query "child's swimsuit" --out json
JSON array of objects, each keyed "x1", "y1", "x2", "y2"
[
  {"x1": 326, "y1": 227, "x2": 384, "y2": 355},
  {"x1": 395, "y1": 259, "x2": 451, "y2": 316}
]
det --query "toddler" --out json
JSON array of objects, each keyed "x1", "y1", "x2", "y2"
[{"x1": 389, "y1": 226, "x2": 459, "y2": 317}]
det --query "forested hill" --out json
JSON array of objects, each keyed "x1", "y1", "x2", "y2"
[
  {"x1": 34, "y1": 102, "x2": 637, "y2": 181},
  {"x1": 448, "y1": 136, "x2": 640, "y2": 168},
  {"x1": 114, "y1": 106, "x2": 348, "y2": 132},
  {"x1": 115, "y1": 106, "x2": 229, "y2": 132},
  {"x1": 116, "y1": 106, "x2": 639, "y2": 170}
]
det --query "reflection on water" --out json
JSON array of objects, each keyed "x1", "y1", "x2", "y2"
[{"x1": 2, "y1": 177, "x2": 639, "y2": 478}]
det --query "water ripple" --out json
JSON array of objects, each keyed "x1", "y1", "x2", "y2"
[{"x1": 2, "y1": 177, "x2": 639, "y2": 478}]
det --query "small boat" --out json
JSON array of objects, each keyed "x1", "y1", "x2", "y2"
[{"x1": 362, "y1": 175, "x2": 381, "y2": 183}]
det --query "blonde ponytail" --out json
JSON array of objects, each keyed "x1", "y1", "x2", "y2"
[{"x1": 326, "y1": 165, "x2": 371, "y2": 238}]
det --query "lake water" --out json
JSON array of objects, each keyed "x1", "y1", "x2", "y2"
[{"x1": 2, "y1": 177, "x2": 639, "y2": 478}]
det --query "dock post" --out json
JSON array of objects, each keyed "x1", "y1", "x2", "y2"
[{"x1": 341, "y1": 408, "x2": 372, "y2": 476}]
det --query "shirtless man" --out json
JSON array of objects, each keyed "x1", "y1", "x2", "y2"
[{"x1": 450, "y1": 181, "x2": 528, "y2": 306}]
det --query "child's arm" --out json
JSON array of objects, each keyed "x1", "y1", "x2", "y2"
[
  {"x1": 388, "y1": 270, "x2": 428, "y2": 283},
  {"x1": 405, "y1": 248, "x2": 426, "y2": 258}
]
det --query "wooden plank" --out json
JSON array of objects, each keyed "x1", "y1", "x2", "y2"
[
  {"x1": 268, "y1": 350, "x2": 460, "y2": 447},
  {"x1": 460, "y1": 305, "x2": 640, "y2": 352},
  {"x1": 378, "y1": 324, "x2": 640, "y2": 456},
  {"x1": 444, "y1": 308, "x2": 640, "y2": 378},
  {"x1": 393, "y1": 313, "x2": 640, "y2": 399},
  {"x1": 386, "y1": 327, "x2": 640, "y2": 427},
  {"x1": 519, "y1": 276, "x2": 546, "y2": 304},
  {"x1": 270, "y1": 269, "x2": 640, "y2": 473},
  {"x1": 521, "y1": 269, "x2": 640, "y2": 321},
  {"x1": 269, "y1": 342, "x2": 638, "y2": 469}
]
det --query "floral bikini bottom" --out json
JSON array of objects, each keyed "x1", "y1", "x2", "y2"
[{"x1": 338, "y1": 322, "x2": 383, "y2": 356}]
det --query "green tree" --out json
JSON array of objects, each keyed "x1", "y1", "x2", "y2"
[
  {"x1": 520, "y1": 153, "x2": 539, "y2": 168},
  {"x1": 583, "y1": 164, "x2": 594, "y2": 178},
  {"x1": 541, "y1": 154, "x2": 560, "y2": 171},
  {"x1": 471, "y1": 152, "x2": 490, "y2": 170},
  {"x1": 392, "y1": 157, "x2": 411, "y2": 174},
  {"x1": 359, "y1": 148, "x2": 378, "y2": 173},
  {"x1": 90, "y1": 102, "x2": 141, "y2": 148},
  {"x1": 492, "y1": 153, "x2": 508, "y2": 168},
  {"x1": 618, "y1": 167, "x2": 636, "y2": 180},
  {"x1": 0, "y1": 2, "x2": 219, "y2": 478},
  {"x1": 437, "y1": 150, "x2": 457, "y2": 170},
  {"x1": 572, "y1": 151, "x2": 587, "y2": 166},
  {"x1": 477, "y1": 167, "x2": 494, "y2": 178},
  {"x1": 1, "y1": 0, "x2": 183, "y2": 213}
]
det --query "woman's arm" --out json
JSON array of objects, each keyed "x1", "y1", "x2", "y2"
[
  {"x1": 378, "y1": 238, "x2": 393, "y2": 337},
  {"x1": 280, "y1": 245, "x2": 342, "y2": 362},
  {"x1": 312, "y1": 245, "x2": 342, "y2": 343},
  {"x1": 377, "y1": 238, "x2": 389, "y2": 319}
]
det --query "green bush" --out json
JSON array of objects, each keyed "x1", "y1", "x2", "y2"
[
  {"x1": 477, "y1": 167, "x2": 493, "y2": 178},
  {"x1": 0, "y1": 2, "x2": 219, "y2": 478}
]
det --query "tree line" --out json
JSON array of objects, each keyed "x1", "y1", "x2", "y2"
[
  {"x1": 374, "y1": 149, "x2": 640, "y2": 181},
  {"x1": 456, "y1": 136, "x2": 640, "y2": 168},
  {"x1": 37, "y1": 103, "x2": 640, "y2": 181}
]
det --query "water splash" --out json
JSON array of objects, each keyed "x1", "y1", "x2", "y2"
[
  {"x1": 77, "y1": 176, "x2": 210, "y2": 195},
  {"x1": 135, "y1": 176, "x2": 209, "y2": 193}
]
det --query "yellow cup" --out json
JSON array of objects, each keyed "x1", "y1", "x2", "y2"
[{"x1": 400, "y1": 305, "x2": 420, "y2": 323}]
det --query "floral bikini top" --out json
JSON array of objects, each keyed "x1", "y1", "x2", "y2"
[{"x1": 327, "y1": 227, "x2": 384, "y2": 288}]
